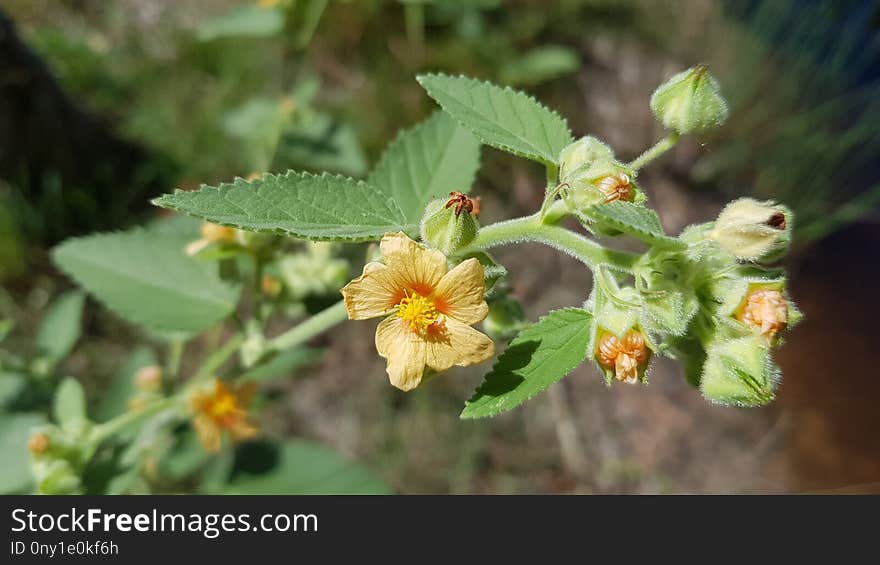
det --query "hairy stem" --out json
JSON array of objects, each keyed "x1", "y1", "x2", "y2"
[
  {"x1": 269, "y1": 300, "x2": 348, "y2": 352},
  {"x1": 91, "y1": 396, "x2": 183, "y2": 445},
  {"x1": 464, "y1": 214, "x2": 640, "y2": 272},
  {"x1": 165, "y1": 341, "x2": 184, "y2": 380},
  {"x1": 628, "y1": 132, "x2": 680, "y2": 171},
  {"x1": 191, "y1": 333, "x2": 245, "y2": 383}
]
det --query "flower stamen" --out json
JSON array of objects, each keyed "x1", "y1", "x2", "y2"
[{"x1": 397, "y1": 291, "x2": 439, "y2": 333}]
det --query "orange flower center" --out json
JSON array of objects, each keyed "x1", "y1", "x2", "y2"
[
  {"x1": 205, "y1": 390, "x2": 241, "y2": 425},
  {"x1": 397, "y1": 291, "x2": 439, "y2": 333},
  {"x1": 737, "y1": 289, "x2": 787, "y2": 337},
  {"x1": 596, "y1": 329, "x2": 649, "y2": 383}
]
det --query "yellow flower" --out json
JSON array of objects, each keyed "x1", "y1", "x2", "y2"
[
  {"x1": 341, "y1": 232, "x2": 495, "y2": 391},
  {"x1": 185, "y1": 222, "x2": 238, "y2": 256},
  {"x1": 190, "y1": 380, "x2": 258, "y2": 453}
]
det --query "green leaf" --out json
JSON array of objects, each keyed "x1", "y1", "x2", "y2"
[
  {"x1": 153, "y1": 172, "x2": 411, "y2": 242},
  {"x1": 277, "y1": 112, "x2": 368, "y2": 178},
  {"x1": 0, "y1": 371, "x2": 27, "y2": 409},
  {"x1": 95, "y1": 347, "x2": 157, "y2": 423},
  {"x1": 587, "y1": 201, "x2": 685, "y2": 249},
  {"x1": 35, "y1": 290, "x2": 85, "y2": 365},
  {"x1": 223, "y1": 440, "x2": 391, "y2": 494},
  {"x1": 499, "y1": 45, "x2": 580, "y2": 86},
  {"x1": 0, "y1": 319, "x2": 14, "y2": 343},
  {"x1": 238, "y1": 347, "x2": 322, "y2": 383},
  {"x1": 368, "y1": 112, "x2": 481, "y2": 224},
  {"x1": 462, "y1": 308, "x2": 592, "y2": 419},
  {"x1": 223, "y1": 97, "x2": 292, "y2": 172},
  {"x1": 53, "y1": 377, "x2": 87, "y2": 428},
  {"x1": 417, "y1": 73, "x2": 573, "y2": 165},
  {"x1": 52, "y1": 227, "x2": 240, "y2": 337},
  {"x1": 197, "y1": 5, "x2": 284, "y2": 41},
  {"x1": 0, "y1": 412, "x2": 46, "y2": 494}
]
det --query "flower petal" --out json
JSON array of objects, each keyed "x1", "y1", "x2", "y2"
[
  {"x1": 434, "y1": 258, "x2": 488, "y2": 325},
  {"x1": 229, "y1": 419, "x2": 259, "y2": 441},
  {"x1": 379, "y1": 232, "x2": 447, "y2": 295},
  {"x1": 425, "y1": 318, "x2": 495, "y2": 372},
  {"x1": 375, "y1": 316, "x2": 427, "y2": 391},
  {"x1": 194, "y1": 415, "x2": 222, "y2": 453},
  {"x1": 341, "y1": 262, "x2": 402, "y2": 319}
]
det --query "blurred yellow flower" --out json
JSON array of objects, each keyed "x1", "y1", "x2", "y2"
[
  {"x1": 190, "y1": 380, "x2": 258, "y2": 453},
  {"x1": 185, "y1": 222, "x2": 238, "y2": 256},
  {"x1": 341, "y1": 232, "x2": 495, "y2": 391}
]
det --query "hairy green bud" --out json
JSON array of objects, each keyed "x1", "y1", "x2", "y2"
[
  {"x1": 650, "y1": 65, "x2": 729, "y2": 135},
  {"x1": 420, "y1": 197, "x2": 479, "y2": 255},
  {"x1": 700, "y1": 334, "x2": 779, "y2": 407},
  {"x1": 557, "y1": 137, "x2": 635, "y2": 211},
  {"x1": 709, "y1": 198, "x2": 792, "y2": 261}
]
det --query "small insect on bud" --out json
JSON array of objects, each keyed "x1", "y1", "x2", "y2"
[
  {"x1": 595, "y1": 329, "x2": 650, "y2": 384},
  {"x1": 134, "y1": 365, "x2": 163, "y2": 393},
  {"x1": 420, "y1": 194, "x2": 479, "y2": 255},
  {"x1": 557, "y1": 137, "x2": 635, "y2": 212},
  {"x1": 650, "y1": 65, "x2": 729, "y2": 135},
  {"x1": 736, "y1": 288, "x2": 788, "y2": 338},
  {"x1": 28, "y1": 432, "x2": 50, "y2": 455},
  {"x1": 709, "y1": 198, "x2": 792, "y2": 261}
]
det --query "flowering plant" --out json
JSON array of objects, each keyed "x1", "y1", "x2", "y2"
[{"x1": 153, "y1": 67, "x2": 800, "y2": 418}]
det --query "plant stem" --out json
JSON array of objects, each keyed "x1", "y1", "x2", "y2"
[
  {"x1": 404, "y1": 1, "x2": 425, "y2": 51},
  {"x1": 165, "y1": 341, "x2": 184, "y2": 380},
  {"x1": 628, "y1": 132, "x2": 680, "y2": 171},
  {"x1": 191, "y1": 333, "x2": 245, "y2": 383},
  {"x1": 91, "y1": 396, "x2": 183, "y2": 445},
  {"x1": 463, "y1": 214, "x2": 640, "y2": 272},
  {"x1": 268, "y1": 300, "x2": 348, "y2": 352}
]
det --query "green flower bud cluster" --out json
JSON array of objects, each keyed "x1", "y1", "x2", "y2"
[
  {"x1": 28, "y1": 425, "x2": 89, "y2": 494},
  {"x1": 278, "y1": 242, "x2": 350, "y2": 302},
  {"x1": 662, "y1": 218, "x2": 801, "y2": 406},
  {"x1": 579, "y1": 198, "x2": 799, "y2": 405}
]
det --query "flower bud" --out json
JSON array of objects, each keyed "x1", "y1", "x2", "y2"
[
  {"x1": 260, "y1": 274, "x2": 283, "y2": 298},
  {"x1": 650, "y1": 65, "x2": 729, "y2": 134},
  {"x1": 595, "y1": 328, "x2": 651, "y2": 384},
  {"x1": 134, "y1": 365, "x2": 163, "y2": 393},
  {"x1": 700, "y1": 335, "x2": 779, "y2": 406},
  {"x1": 27, "y1": 432, "x2": 50, "y2": 456},
  {"x1": 557, "y1": 137, "x2": 635, "y2": 211},
  {"x1": 709, "y1": 198, "x2": 792, "y2": 261},
  {"x1": 279, "y1": 243, "x2": 349, "y2": 302},
  {"x1": 201, "y1": 222, "x2": 237, "y2": 243},
  {"x1": 420, "y1": 194, "x2": 479, "y2": 255},
  {"x1": 33, "y1": 459, "x2": 81, "y2": 495},
  {"x1": 736, "y1": 288, "x2": 788, "y2": 338}
]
